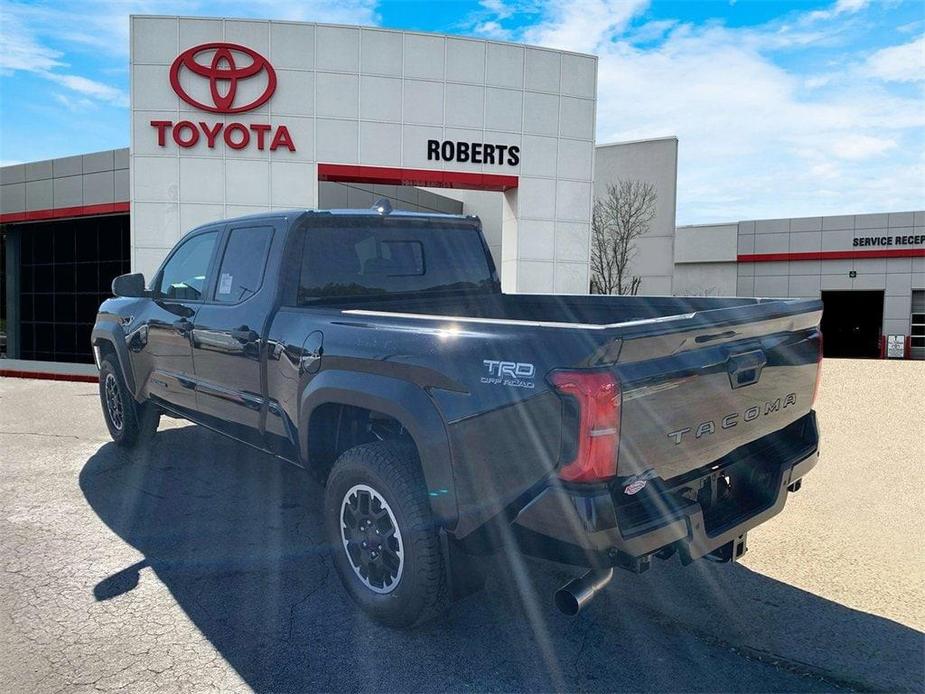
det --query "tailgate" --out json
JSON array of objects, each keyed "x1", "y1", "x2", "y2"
[{"x1": 613, "y1": 299, "x2": 822, "y2": 482}]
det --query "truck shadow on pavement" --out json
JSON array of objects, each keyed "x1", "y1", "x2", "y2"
[{"x1": 80, "y1": 425, "x2": 923, "y2": 693}]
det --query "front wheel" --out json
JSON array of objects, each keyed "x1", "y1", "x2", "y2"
[
  {"x1": 99, "y1": 357, "x2": 160, "y2": 449},
  {"x1": 324, "y1": 440, "x2": 447, "y2": 628}
]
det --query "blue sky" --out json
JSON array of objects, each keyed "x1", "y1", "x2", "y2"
[{"x1": 1, "y1": 0, "x2": 923, "y2": 223}]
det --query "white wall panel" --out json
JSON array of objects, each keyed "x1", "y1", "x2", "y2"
[
  {"x1": 361, "y1": 30, "x2": 403, "y2": 76},
  {"x1": 316, "y1": 73, "x2": 358, "y2": 119},
  {"x1": 555, "y1": 221, "x2": 590, "y2": 262},
  {"x1": 556, "y1": 139, "x2": 593, "y2": 181},
  {"x1": 179, "y1": 158, "x2": 224, "y2": 204},
  {"x1": 315, "y1": 119, "x2": 358, "y2": 164},
  {"x1": 270, "y1": 22, "x2": 314, "y2": 70},
  {"x1": 133, "y1": 202, "x2": 179, "y2": 247},
  {"x1": 445, "y1": 83, "x2": 484, "y2": 129},
  {"x1": 225, "y1": 159, "x2": 270, "y2": 206},
  {"x1": 402, "y1": 80, "x2": 444, "y2": 125},
  {"x1": 523, "y1": 92, "x2": 559, "y2": 136},
  {"x1": 556, "y1": 262, "x2": 589, "y2": 294},
  {"x1": 525, "y1": 49, "x2": 560, "y2": 93},
  {"x1": 273, "y1": 71, "x2": 315, "y2": 115},
  {"x1": 403, "y1": 34, "x2": 445, "y2": 80},
  {"x1": 446, "y1": 38, "x2": 485, "y2": 83},
  {"x1": 180, "y1": 203, "x2": 225, "y2": 233},
  {"x1": 315, "y1": 26, "x2": 359, "y2": 71},
  {"x1": 359, "y1": 122, "x2": 402, "y2": 166},
  {"x1": 560, "y1": 54, "x2": 595, "y2": 98},
  {"x1": 133, "y1": 157, "x2": 179, "y2": 203},
  {"x1": 485, "y1": 43, "x2": 524, "y2": 89},
  {"x1": 484, "y1": 88, "x2": 523, "y2": 132},
  {"x1": 360, "y1": 76, "x2": 404, "y2": 121},
  {"x1": 520, "y1": 135, "x2": 557, "y2": 178},
  {"x1": 271, "y1": 161, "x2": 316, "y2": 208},
  {"x1": 132, "y1": 16, "x2": 178, "y2": 64},
  {"x1": 517, "y1": 220, "x2": 555, "y2": 260},
  {"x1": 225, "y1": 20, "x2": 269, "y2": 53},
  {"x1": 559, "y1": 98, "x2": 594, "y2": 140}
]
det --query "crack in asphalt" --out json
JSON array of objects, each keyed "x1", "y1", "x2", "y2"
[{"x1": 0, "y1": 430, "x2": 84, "y2": 439}]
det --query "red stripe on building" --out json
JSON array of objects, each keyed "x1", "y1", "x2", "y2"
[
  {"x1": 738, "y1": 248, "x2": 925, "y2": 262},
  {"x1": 318, "y1": 163, "x2": 518, "y2": 192},
  {"x1": 0, "y1": 201, "x2": 130, "y2": 224},
  {"x1": 0, "y1": 369, "x2": 99, "y2": 383}
]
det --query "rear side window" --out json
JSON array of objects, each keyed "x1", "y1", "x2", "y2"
[
  {"x1": 158, "y1": 231, "x2": 218, "y2": 301},
  {"x1": 298, "y1": 219, "x2": 493, "y2": 303},
  {"x1": 214, "y1": 226, "x2": 274, "y2": 303}
]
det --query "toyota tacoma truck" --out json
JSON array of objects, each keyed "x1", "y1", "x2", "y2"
[{"x1": 92, "y1": 204, "x2": 822, "y2": 627}]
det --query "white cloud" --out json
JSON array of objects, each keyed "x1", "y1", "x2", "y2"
[
  {"x1": 831, "y1": 135, "x2": 897, "y2": 159},
  {"x1": 521, "y1": 0, "x2": 649, "y2": 54},
  {"x1": 0, "y1": 4, "x2": 63, "y2": 72},
  {"x1": 480, "y1": 0, "x2": 514, "y2": 20},
  {"x1": 53, "y1": 92, "x2": 98, "y2": 112},
  {"x1": 44, "y1": 73, "x2": 128, "y2": 107},
  {"x1": 862, "y1": 35, "x2": 925, "y2": 82},
  {"x1": 474, "y1": 20, "x2": 514, "y2": 41},
  {"x1": 807, "y1": 0, "x2": 870, "y2": 21}
]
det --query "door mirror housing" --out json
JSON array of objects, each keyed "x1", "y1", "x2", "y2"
[{"x1": 112, "y1": 273, "x2": 149, "y2": 298}]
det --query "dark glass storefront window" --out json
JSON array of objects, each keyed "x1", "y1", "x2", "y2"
[
  {"x1": 1, "y1": 229, "x2": 6, "y2": 358},
  {"x1": 19, "y1": 215, "x2": 129, "y2": 363}
]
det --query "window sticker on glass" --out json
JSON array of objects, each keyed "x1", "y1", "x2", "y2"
[{"x1": 219, "y1": 273, "x2": 233, "y2": 295}]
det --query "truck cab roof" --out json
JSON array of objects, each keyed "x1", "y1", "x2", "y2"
[{"x1": 190, "y1": 208, "x2": 479, "y2": 229}]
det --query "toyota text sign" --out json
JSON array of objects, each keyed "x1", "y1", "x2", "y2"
[{"x1": 151, "y1": 43, "x2": 295, "y2": 152}]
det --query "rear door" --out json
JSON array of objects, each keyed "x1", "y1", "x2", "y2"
[{"x1": 190, "y1": 221, "x2": 278, "y2": 436}]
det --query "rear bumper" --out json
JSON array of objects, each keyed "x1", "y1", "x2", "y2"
[{"x1": 509, "y1": 412, "x2": 819, "y2": 568}]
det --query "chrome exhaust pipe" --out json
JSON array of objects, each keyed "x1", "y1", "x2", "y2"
[{"x1": 554, "y1": 568, "x2": 614, "y2": 616}]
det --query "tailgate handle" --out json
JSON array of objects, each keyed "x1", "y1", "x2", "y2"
[{"x1": 727, "y1": 350, "x2": 766, "y2": 389}]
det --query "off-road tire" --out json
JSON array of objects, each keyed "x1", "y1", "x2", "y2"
[
  {"x1": 324, "y1": 440, "x2": 447, "y2": 628},
  {"x1": 99, "y1": 357, "x2": 160, "y2": 449}
]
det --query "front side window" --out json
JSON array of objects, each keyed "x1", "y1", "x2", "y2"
[
  {"x1": 158, "y1": 231, "x2": 218, "y2": 301},
  {"x1": 213, "y1": 226, "x2": 274, "y2": 303}
]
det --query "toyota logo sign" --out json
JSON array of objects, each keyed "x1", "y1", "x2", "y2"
[
  {"x1": 153, "y1": 42, "x2": 295, "y2": 152},
  {"x1": 169, "y1": 42, "x2": 276, "y2": 114}
]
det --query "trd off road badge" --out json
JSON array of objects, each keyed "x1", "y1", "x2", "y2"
[{"x1": 481, "y1": 360, "x2": 535, "y2": 389}]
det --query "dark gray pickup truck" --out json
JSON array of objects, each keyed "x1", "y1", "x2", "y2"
[{"x1": 92, "y1": 205, "x2": 822, "y2": 627}]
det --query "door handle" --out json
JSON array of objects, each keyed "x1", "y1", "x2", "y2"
[
  {"x1": 230, "y1": 327, "x2": 259, "y2": 342},
  {"x1": 727, "y1": 349, "x2": 767, "y2": 389}
]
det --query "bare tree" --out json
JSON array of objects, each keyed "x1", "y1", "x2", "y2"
[
  {"x1": 590, "y1": 179, "x2": 657, "y2": 295},
  {"x1": 675, "y1": 285, "x2": 720, "y2": 297}
]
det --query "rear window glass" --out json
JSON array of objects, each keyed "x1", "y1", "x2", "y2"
[{"x1": 298, "y1": 219, "x2": 494, "y2": 303}]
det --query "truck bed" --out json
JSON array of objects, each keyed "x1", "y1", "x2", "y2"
[{"x1": 309, "y1": 291, "x2": 762, "y2": 327}]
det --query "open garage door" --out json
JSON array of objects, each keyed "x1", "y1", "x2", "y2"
[{"x1": 821, "y1": 290, "x2": 884, "y2": 358}]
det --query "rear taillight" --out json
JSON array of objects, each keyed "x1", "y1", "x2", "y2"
[
  {"x1": 549, "y1": 369, "x2": 622, "y2": 483},
  {"x1": 812, "y1": 330, "x2": 823, "y2": 406}
]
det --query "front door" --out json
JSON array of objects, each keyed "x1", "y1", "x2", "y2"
[
  {"x1": 191, "y1": 223, "x2": 277, "y2": 437},
  {"x1": 135, "y1": 229, "x2": 220, "y2": 412}
]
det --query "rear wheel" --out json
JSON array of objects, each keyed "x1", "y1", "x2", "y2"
[
  {"x1": 324, "y1": 440, "x2": 447, "y2": 628},
  {"x1": 99, "y1": 357, "x2": 159, "y2": 448}
]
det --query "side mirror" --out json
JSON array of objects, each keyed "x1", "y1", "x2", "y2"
[{"x1": 112, "y1": 273, "x2": 148, "y2": 298}]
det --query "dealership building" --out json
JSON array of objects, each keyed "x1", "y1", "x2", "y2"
[{"x1": 0, "y1": 15, "x2": 922, "y2": 367}]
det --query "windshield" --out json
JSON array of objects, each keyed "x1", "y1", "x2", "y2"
[{"x1": 298, "y1": 217, "x2": 496, "y2": 303}]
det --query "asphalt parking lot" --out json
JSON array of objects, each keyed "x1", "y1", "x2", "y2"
[{"x1": 1, "y1": 359, "x2": 922, "y2": 693}]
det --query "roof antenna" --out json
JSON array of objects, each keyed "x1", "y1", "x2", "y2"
[{"x1": 372, "y1": 197, "x2": 393, "y2": 215}]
